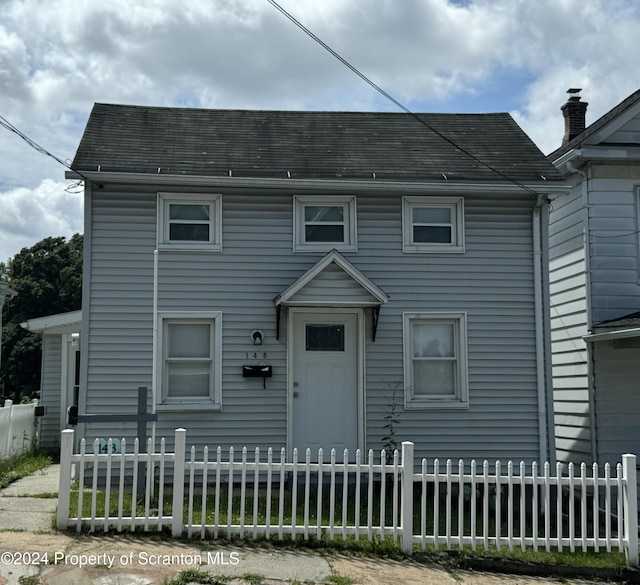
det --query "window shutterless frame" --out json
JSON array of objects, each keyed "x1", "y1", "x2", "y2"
[
  {"x1": 156, "y1": 311, "x2": 222, "y2": 411},
  {"x1": 403, "y1": 311, "x2": 469, "y2": 409},
  {"x1": 402, "y1": 196, "x2": 464, "y2": 253},
  {"x1": 157, "y1": 193, "x2": 222, "y2": 251},
  {"x1": 293, "y1": 195, "x2": 357, "y2": 252}
]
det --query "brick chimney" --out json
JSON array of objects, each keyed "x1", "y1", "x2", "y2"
[{"x1": 561, "y1": 88, "x2": 588, "y2": 145}]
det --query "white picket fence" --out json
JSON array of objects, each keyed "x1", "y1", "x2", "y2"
[
  {"x1": 0, "y1": 399, "x2": 39, "y2": 458},
  {"x1": 57, "y1": 428, "x2": 639, "y2": 566}
]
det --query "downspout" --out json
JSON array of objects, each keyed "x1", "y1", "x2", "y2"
[
  {"x1": 533, "y1": 200, "x2": 550, "y2": 463},
  {"x1": 566, "y1": 160, "x2": 597, "y2": 463},
  {"x1": 78, "y1": 182, "x2": 93, "y2": 446},
  {"x1": 540, "y1": 202, "x2": 557, "y2": 466},
  {"x1": 151, "y1": 249, "x2": 158, "y2": 450}
]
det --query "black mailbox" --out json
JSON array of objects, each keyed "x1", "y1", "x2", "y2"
[
  {"x1": 242, "y1": 365, "x2": 273, "y2": 378},
  {"x1": 67, "y1": 405, "x2": 78, "y2": 426},
  {"x1": 34, "y1": 405, "x2": 46, "y2": 417}
]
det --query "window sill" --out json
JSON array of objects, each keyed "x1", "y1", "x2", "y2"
[
  {"x1": 404, "y1": 400, "x2": 469, "y2": 410},
  {"x1": 294, "y1": 244, "x2": 357, "y2": 253},
  {"x1": 403, "y1": 245, "x2": 465, "y2": 254},
  {"x1": 156, "y1": 402, "x2": 222, "y2": 412},
  {"x1": 157, "y1": 244, "x2": 222, "y2": 253}
]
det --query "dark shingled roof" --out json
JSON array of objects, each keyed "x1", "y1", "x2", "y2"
[
  {"x1": 595, "y1": 311, "x2": 640, "y2": 329},
  {"x1": 71, "y1": 103, "x2": 563, "y2": 184}
]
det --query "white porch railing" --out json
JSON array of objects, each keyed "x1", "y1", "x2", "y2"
[
  {"x1": 57, "y1": 428, "x2": 639, "y2": 566},
  {"x1": 0, "y1": 399, "x2": 39, "y2": 458}
]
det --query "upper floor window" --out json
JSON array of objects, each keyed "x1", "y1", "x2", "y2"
[
  {"x1": 294, "y1": 196, "x2": 357, "y2": 252},
  {"x1": 158, "y1": 193, "x2": 222, "y2": 251},
  {"x1": 402, "y1": 196, "x2": 464, "y2": 253}
]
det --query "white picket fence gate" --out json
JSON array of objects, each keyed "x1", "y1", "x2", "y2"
[
  {"x1": 0, "y1": 399, "x2": 39, "y2": 458},
  {"x1": 57, "y1": 428, "x2": 639, "y2": 566}
]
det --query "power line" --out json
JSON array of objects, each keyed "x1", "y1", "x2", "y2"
[
  {"x1": 0, "y1": 115, "x2": 89, "y2": 188},
  {"x1": 266, "y1": 0, "x2": 548, "y2": 202}
]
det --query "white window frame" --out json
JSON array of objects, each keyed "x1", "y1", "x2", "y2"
[
  {"x1": 156, "y1": 311, "x2": 222, "y2": 411},
  {"x1": 157, "y1": 193, "x2": 222, "y2": 251},
  {"x1": 402, "y1": 196, "x2": 464, "y2": 253},
  {"x1": 403, "y1": 311, "x2": 469, "y2": 409},
  {"x1": 293, "y1": 195, "x2": 357, "y2": 252}
]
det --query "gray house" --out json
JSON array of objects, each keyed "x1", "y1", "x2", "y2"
[
  {"x1": 20, "y1": 310, "x2": 81, "y2": 450},
  {"x1": 549, "y1": 88, "x2": 640, "y2": 466},
  {"x1": 67, "y1": 104, "x2": 564, "y2": 462}
]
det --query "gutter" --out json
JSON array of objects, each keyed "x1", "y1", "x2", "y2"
[{"x1": 65, "y1": 170, "x2": 567, "y2": 196}]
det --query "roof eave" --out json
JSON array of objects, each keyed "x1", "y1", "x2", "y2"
[{"x1": 66, "y1": 170, "x2": 567, "y2": 195}]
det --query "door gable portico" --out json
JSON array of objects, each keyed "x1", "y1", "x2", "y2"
[
  {"x1": 274, "y1": 250, "x2": 388, "y2": 340},
  {"x1": 275, "y1": 250, "x2": 388, "y2": 307}
]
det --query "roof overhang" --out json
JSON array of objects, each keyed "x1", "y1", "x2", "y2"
[
  {"x1": 66, "y1": 170, "x2": 566, "y2": 196},
  {"x1": 584, "y1": 326, "x2": 640, "y2": 343},
  {"x1": 21, "y1": 310, "x2": 82, "y2": 335},
  {"x1": 553, "y1": 146, "x2": 640, "y2": 173}
]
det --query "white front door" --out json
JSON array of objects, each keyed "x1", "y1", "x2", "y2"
[{"x1": 290, "y1": 309, "x2": 361, "y2": 456}]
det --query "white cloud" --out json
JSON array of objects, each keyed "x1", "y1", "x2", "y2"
[{"x1": 0, "y1": 180, "x2": 83, "y2": 262}]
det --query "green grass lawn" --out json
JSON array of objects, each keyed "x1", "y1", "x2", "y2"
[{"x1": 0, "y1": 448, "x2": 52, "y2": 490}]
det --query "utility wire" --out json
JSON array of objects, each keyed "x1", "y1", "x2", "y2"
[
  {"x1": 0, "y1": 114, "x2": 89, "y2": 188},
  {"x1": 266, "y1": 0, "x2": 549, "y2": 202}
]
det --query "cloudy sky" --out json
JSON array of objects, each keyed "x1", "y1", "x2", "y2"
[{"x1": 1, "y1": 0, "x2": 639, "y2": 263}]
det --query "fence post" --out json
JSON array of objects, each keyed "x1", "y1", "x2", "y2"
[
  {"x1": 622, "y1": 454, "x2": 638, "y2": 567},
  {"x1": 57, "y1": 429, "x2": 75, "y2": 530},
  {"x1": 3, "y1": 400, "x2": 13, "y2": 457},
  {"x1": 171, "y1": 428, "x2": 186, "y2": 538},
  {"x1": 401, "y1": 441, "x2": 414, "y2": 554}
]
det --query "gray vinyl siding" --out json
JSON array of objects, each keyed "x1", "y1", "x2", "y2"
[
  {"x1": 39, "y1": 334, "x2": 62, "y2": 450},
  {"x1": 592, "y1": 339, "x2": 640, "y2": 464},
  {"x1": 548, "y1": 187, "x2": 591, "y2": 464},
  {"x1": 83, "y1": 184, "x2": 544, "y2": 463},
  {"x1": 587, "y1": 167, "x2": 640, "y2": 324},
  {"x1": 601, "y1": 112, "x2": 640, "y2": 145}
]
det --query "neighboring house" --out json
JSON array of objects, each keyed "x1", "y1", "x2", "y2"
[
  {"x1": 549, "y1": 88, "x2": 640, "y2": 466},
  {"x1": 66, "y1": 104, "x2": 565, "y2": 463},
  {"x1": 20, "y1": 310, "x2": 81, "y2": 450}
]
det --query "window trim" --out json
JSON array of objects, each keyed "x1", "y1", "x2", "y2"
[
  {"x1": 402, "y1": 196, "x2": 464, "y2": 253},
  {"x1": 403, "y1": 311, "x2": 469, "y2": 409},
  {"x1": 156, "y1": 311, "x2": 222, "y2": 411},
  {"x1": 157, "y1": 193, "x2": 222, "y2": 251},
  {"x1": 293, "y1": 195, "x2": 357, "y2": 252}
]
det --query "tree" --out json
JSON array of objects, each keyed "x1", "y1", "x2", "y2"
[{"x1": 0, "y1": 234, "x2": 82, "y2": 401}]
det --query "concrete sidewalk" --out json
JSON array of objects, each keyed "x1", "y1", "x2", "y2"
[
  {"x1": 0, "y1": 465, "x2": 628, "y2": 585},
  {"x1": 0, "y1": 464, "x2": 60, "y2": 533}
]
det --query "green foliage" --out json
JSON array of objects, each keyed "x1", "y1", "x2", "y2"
[
  {"x1": 381, "y1": 382, "x2": 402, "y2": 453},
  {"x1": 1, "y1": 234, "x2": 82, "y2": 401},
  {"x1": 0, "y1": 448, "x2": 52, "y2": 489},
  {"x1": 240, "y1": 574, "x2": 264, "y2": 585},
  {"x1": 162, "y1": 569, "x2": 229, "y2": 584}
]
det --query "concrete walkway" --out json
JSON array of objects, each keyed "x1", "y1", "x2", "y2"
[{"x1": 0, "y1": 465, "x2": 627, "y2": 585}]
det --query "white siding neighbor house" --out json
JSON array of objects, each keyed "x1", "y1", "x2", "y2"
[
  {"x1": 20, "y1": 310, "x2": 81, "y2": 450},
  {"x1": 66, "y1": 104, "x2": 565, "y2": 463},
  {"x1": 549, "y1": 88, "x2": 640, "y2": 466}
]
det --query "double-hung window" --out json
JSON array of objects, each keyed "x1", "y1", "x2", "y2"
[
  {"x1": 402, "y1": 196, "x2": 464, "y2": 253},
  {"x1": 403, "y1": 312, "x2": 468, "y2": 409},
  {"x1": 157, "y1": 312, "x2": 222, "y2": 410},
  {"x1": 294, "y1": 195, "x2": 357, "y2": 252},
  {"x1": 158, "y1": 193, "x2": 222, "y2": 251}
]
